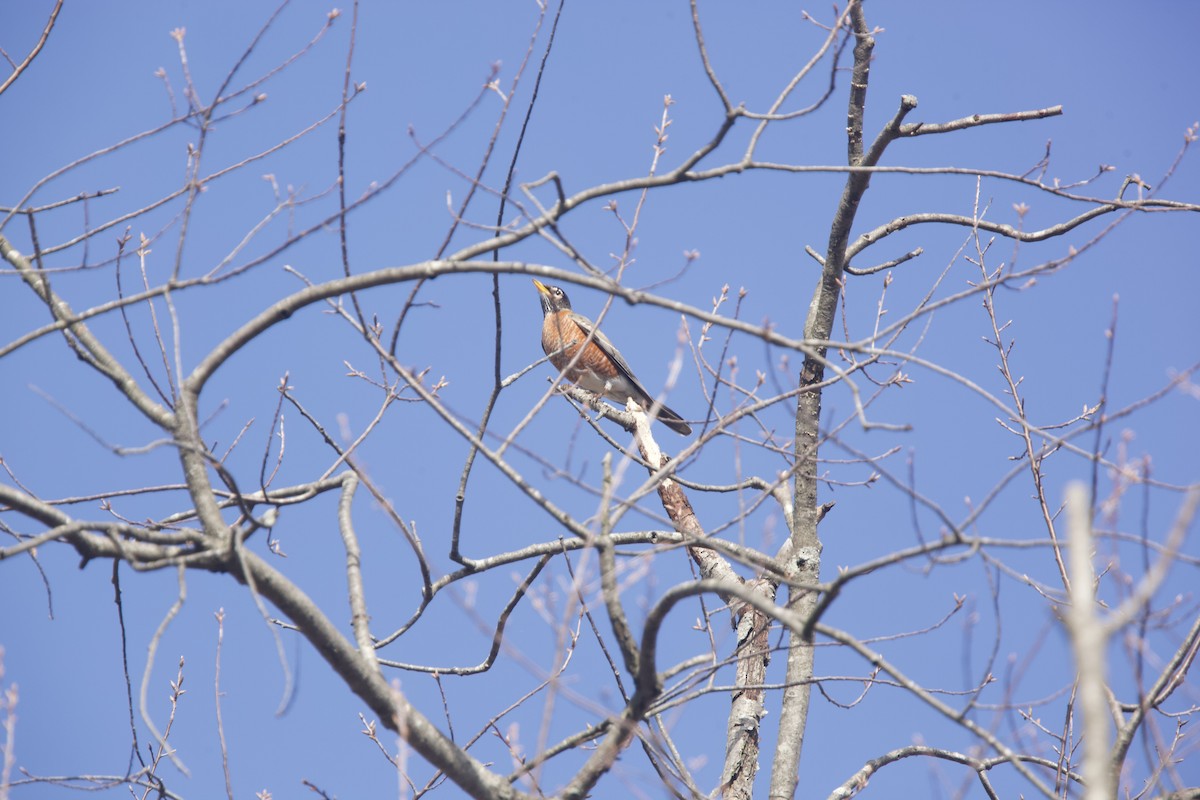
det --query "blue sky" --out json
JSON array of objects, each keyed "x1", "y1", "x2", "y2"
[{"x1": 2, "y1": 1, "x2": 1198, "y2": 798}]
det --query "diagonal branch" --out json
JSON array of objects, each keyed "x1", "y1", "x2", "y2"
[
  {"x1": 899, "y1": 105, "x2": 1063, "y2": 137},
  {"x1": 0, "y1": 0, "x2": 63, "y2": 97}
]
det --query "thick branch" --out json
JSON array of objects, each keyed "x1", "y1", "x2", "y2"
[
  {"x1": 337, "y1": 473, "x2": 378, "y2": 671},
  {"x1": 630, "y1": 409, "x2": 775, "y2": 798},
  {"x1": 1064, "y1": 483, "x2": 1112, "y2": 800},
  {"x1": 229, "y1": 550, "x2": 526, "y2": 800},
  {"x1": 599, "y1": 452, "x2": 642, "y2": 678},
  {"x1": 772, "y1": 7, "x2": 880, "y2": 797}
]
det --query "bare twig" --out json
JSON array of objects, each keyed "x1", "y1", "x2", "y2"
[{"x1": 0, "y1": 0, "x2": 63, "y2": 96}]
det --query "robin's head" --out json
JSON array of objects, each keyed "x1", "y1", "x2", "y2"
[{"x1": 533, "y1": 279, "x2": 572, "y2": 315}]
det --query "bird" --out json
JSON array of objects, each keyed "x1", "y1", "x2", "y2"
[{"x1": 532, "y1": 278, "x2": 691, "y2": 436}]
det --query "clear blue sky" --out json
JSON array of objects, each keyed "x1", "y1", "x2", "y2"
[{"x1": 3, "y1": 1, "x2": 1198, "y2": 797}]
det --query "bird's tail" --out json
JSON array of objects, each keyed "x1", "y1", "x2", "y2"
[{"x1": 652, "y1": 403, "x2": 692, "y2": 436}]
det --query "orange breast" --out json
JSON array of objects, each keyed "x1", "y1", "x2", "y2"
[{"x1": 542, "y1": 311, "x2": 618, "y2": 386}]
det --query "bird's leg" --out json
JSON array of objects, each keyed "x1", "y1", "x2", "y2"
[
  {"x1": 585, "y1": 388, "x2": 607, "y2": 412},
  {"x1": 556, "y1": 382, "x2": 605, "y2": 412}
]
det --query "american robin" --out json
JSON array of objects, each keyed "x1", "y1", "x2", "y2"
[{"x1": 533, "y1": 279, "x2": 692, "y2": 436}]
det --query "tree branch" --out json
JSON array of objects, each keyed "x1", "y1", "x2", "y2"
[{"x1": 899, "y1": 105, "x2": 1063, "y2": 137}]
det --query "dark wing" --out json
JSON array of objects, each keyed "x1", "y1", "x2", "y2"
[{"x1": 567, "y1": 310, "x2": 655, "y2": 401}]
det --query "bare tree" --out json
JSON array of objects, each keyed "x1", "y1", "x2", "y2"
[{"x1": 2, "y1": 2, "x2": 1198, "y2": 799}]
